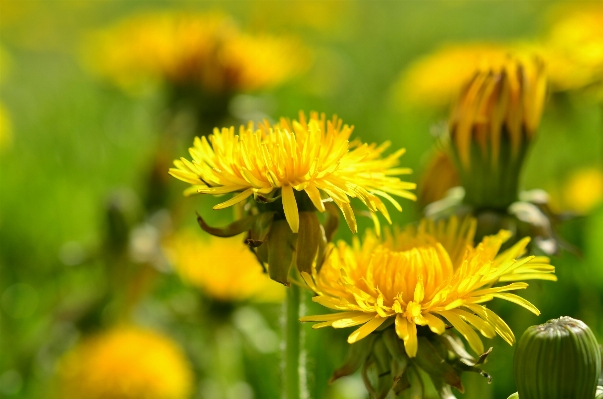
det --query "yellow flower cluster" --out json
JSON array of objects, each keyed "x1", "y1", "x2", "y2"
[
  {"x1": 170, "y1": 111, "x2": 416, "y2": 234},
  {"x1": 302, "y1": 217, "x2": 556, "y2": 357},
  {"x1": 83, "y1": 11, "x2": 311, "y2": 94},
  {"x1": 57, "y1": 327, "x2": 193, "y2": 399},
  {"x1": 163, "y1": 230, "x2": 283, "y2": 302}
]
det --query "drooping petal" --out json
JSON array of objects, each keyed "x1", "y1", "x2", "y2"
[
  {"x1": 281, "y1": 185, "x2": 299, "y2": 233},
  {"x1": 347, "y1": 317, "x2": 387, "y2": 344}
]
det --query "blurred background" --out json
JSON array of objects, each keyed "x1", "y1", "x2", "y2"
[{"x1": 0, "y1": 1, "x2": 601, "y2": 398}]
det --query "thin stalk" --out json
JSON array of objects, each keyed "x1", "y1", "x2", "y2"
[{"x1": 284, "y1": 283, "x2": 305, "y2": 399}]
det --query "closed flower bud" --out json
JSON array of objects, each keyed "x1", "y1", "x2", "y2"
[
  {"x1": 449, "y1": 55, "x2": 546, "y2": 211},
  {"x1": 514, "y1": 317, "x2": 601, "y2": 399}
]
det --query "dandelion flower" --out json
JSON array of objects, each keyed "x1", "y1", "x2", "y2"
[
  {"x1": 57, "y1": 327, "x2": 193, "y2": 399},
  {"x1": 301, "y1": 217, "x2": 556, "y2": 358},
  {"x1": 448, "y1": 54, "x2": 546, "y2": 210},
  {"x1": 83, "y1": 11, "x2": 311, "y2": 95},
  {"x1": 544, "y1": 5, "x2": 603, "y2": 94},
  {"x1": 163, "y1": 230, "x2": 283, "y2": 302},
  {"x1": 169, "y1": 111, "x2": 416, "y2": 234},
  {"x1": 551, "y1": 167, "x2": 603, "y2": 214}
]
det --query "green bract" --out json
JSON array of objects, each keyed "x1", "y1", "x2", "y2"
[{"x1": 514, "y1": 317, "x2": 601, "y2": 399}]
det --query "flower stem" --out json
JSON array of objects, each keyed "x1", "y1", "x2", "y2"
[{"x1": 284, "y1": 283, "x2": 304, "y2": 399}]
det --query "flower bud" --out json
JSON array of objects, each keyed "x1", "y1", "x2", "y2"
[
  {"x1": 449, "y1": 55, "x2": 546, "y2": 210},
  {"x1": 514, "y1": 317, "x2": 601, "y2": 399}
]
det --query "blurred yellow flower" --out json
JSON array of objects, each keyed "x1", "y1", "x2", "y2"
[
  {"x1": 163, "y1": 230, "x2": 283, "y2": 302},
  {"x1": 169, "y1": 111, "x2": 416, "y2": 234},
  {"x1": 544, "y1": 5, "x2": 603, "y2": 94},
  {"x1": 393, "y1": 43, "x2": 540, "y2": 109},
  {"x1": 82, "y1": 11, "x2": 311, "y2": 94},
  {"x1": 552, "y1": 167, "x2": 603, "y2": 214},
  {"x1": 0, "y1": 103, "x2": 12, "y2": 151},
  {"x1": 301, "y1": 217, "x2": 556, "y2": 358},
  {"x1": 57, "y1": 327, "x2": 193, "y2": 399}
]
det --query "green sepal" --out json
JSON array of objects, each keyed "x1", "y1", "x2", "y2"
[
  {"x1": 507, "y1": 393, "x2": 519, "y2": 399},
  {"x1": 266, "y1": 220, "x2": 296, "y2": 286},
  {"x1": 404, "y1": 365, "x2": 424, "y2": 399},
  {"x1": 362, "y1": 338, "x2": 395, "y2": 399},
  {"x1": 323, "y1": 203, "x2": 340, "y2": 242},
  {"x1": 453, "y1": 349, "x2": 492, "y2": 383},
  {"x1": 197, "y1": 212, "x2": 257, "y2": 237},
  {"x1": 246, "y1": 212, "x2": 275, "y2": 247},
  {"x1": 330, "y1": 335, "x2": 376, "y2": 383},
  {"x1": 414, "y1": 337, "x2": 463, "y2": 391},
  {"x1": 296, "y1": 212, "x2": 324, "y2": 274},
  {"x1": 382, "y1": 329, "x2": 410, "y2": 395},
  {"x1": 432, "y1": 379, "x2": 458, "y2": 399}
]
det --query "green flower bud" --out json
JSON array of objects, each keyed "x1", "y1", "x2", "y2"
[{"x1": 514, "y1": 317, "x2": 601, "y2": 399}]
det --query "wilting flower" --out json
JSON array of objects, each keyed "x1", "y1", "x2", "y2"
[
  {"x1": 543, "y1": 5, "x2": 603, "y2": 95},
  {"x1": 169, "y1": 111, "x2": 416, "y2": 234},
  {"x1": 57, "y1": 326, "x2": 193, "y2": 399},
  {"x1": 301, "y1": 217, "x2": 556, "y2": 358},
  {"x1": 82, "y1": 11, "x2": 311, "y2": 95},
  {"x1": 163, "y1": 229, "x2": 283, "y2": 303},
  {"x1": 449, "y1": 54, "x2": 546, "y2": 209},
  {"x1": 392, "y1": 43, "x2": 538, "y2": 109}
]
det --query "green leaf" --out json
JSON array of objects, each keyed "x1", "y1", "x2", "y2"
[{"x1": 196, "y1": 212, "x2": 257, "y2": 237}]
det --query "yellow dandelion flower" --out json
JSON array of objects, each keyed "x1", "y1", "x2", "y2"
[
  {"x1": 301, "y1": 217, "x2": 556, "y2": 358},
  {"x1": 57, "y1": 326, "x2": 193, "y2": 399},
  {"x1": 169, "y1": 111, "x2": 416, "y2": 234},
  {"x1": 551, "y1": 167, "x2": 603, "y2": 214},
  {"x1": 83, "y1": 11, "x2": 311, "y2": 94},
  {"x1": 544, "y1": 4, "x2": 603, "y2": 93},
  {"x1": 392, "y1": 43, "x2": 538, "y2": 109},
  {"x1": 163, "y1": 230, "x2": 283, "y2": 302}
]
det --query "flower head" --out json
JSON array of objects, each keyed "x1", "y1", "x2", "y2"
[
  {"x1": 57, "y1": 327, "x2": 193, "y2": 399},
  {"x1": 301, "y1": 217, "x2": 556, "y2": 358},
  {"x1": 169, "y1": 111, "x2": 416, "y2": 234},
  {"x1": 83, "y1": 11, "x2": 311, "y2": 94},
  {"x1": 448, "y1": 54, "x2": 547, "y2": 210},
  {"x1": 163, "y1": 230, "x2": 283, "y2": 302}
]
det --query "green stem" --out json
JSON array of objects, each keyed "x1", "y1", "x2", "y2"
[{"x1": 284, "y1": 283, "x2": 305, "y2": 399}]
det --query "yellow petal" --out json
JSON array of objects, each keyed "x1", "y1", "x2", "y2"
[
  {"x1": 213, "y1": 189, "x2": 254, "y2": 210},
  {"x1": 347, "y1": 316, "x2": 387, "y2": 343},
  {"x1": 395, "y1": 315, "x2": 418, "y2": 357},
  {"x1": 424, "y1": 313, "x2": 446, "y2": 335},
  {"x1": 492, "y1": 293, "x2": 540, "y2": 315},
  {"x1": 437, "y1": 310, "x2": 484, "y2": 355},
  {"x1": 304, "y1": 185, "x2": 326, "y2": 212},
  {"x1": 282, "y1": 185, "x2": 299, "y2": 233}
]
